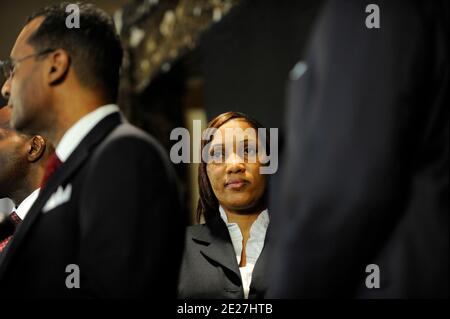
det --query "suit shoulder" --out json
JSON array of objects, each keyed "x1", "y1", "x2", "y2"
[
  {"x1": 86, "y1": 122, "x2": 177, "y2": 182},
  {"x1": 106, "y1": 123, "x2": 163, "y2": 150},
  {"x1": 91, "y1": 122, "x2": 169, "y2": 164}
]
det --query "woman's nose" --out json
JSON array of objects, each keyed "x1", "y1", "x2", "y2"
[{"x1": 225, "y1": 152, "x2": 245, "y2": 174}]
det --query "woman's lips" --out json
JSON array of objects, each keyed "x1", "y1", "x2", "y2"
[{"x1": 225, "y1": 180, "x2": 249, "y2": 190}]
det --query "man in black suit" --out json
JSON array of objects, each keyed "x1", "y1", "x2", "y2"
[
  {"x1": 269, "y1": 0, "x2": 448, "y2": 298},
  {"x1": 0, "y1": 3, "x2": 184, "y2": 298},
  {"x1": 0, "y1": 107, "x2": 51, "y2": 253}
]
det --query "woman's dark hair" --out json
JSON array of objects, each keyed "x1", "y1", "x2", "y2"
[{"x1": 196, "y1": 111, "x2": 269, "y2": 223}]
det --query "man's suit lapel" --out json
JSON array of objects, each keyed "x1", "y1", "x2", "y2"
[
  {"x1": 192, "y1": 214, "x2": 241, "y2": 284},
  {"x1": 0, "y1": 112, "x2": 122, "y2": 275}
]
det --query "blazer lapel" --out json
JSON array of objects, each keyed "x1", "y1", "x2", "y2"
[
  {"x1": 248, "y1": 225, "x2": 270, "y2": 298},
  {"x1": 192, "y1": 215, "x2": 241, "y2": 284},
  {"x1": 0, "y1": 112, "x2": 122, "y2": 276}
]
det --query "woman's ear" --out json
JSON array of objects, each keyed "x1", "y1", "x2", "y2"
[{"x1": 27, "y1": 135, "x2": 46, "y2": 163}]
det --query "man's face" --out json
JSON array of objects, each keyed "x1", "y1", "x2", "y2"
[
  {"x1": 0, "y1": 107, "x2": 28, "y2": 198},
  {"x1": 1, "y1": 16, "x2": 48, "y2": 134}
]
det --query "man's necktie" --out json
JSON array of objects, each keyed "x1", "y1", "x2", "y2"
[
  {"x1": 0, "y1": 211, "x2": 22, "y2": 253},
  {"x1": 41, "y1": 152, "x2": 63, "y2": 188}
]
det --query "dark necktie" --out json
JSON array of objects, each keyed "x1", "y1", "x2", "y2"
[
  {"x1": 0, "y1": 211, "x2": 22, "y2": 253},
  {"x1": 41, "y1": 153, "x2": 63, "y2": 188}
]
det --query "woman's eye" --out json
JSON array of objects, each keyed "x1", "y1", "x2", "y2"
[
  {"x1": 210, "y1": 148, "x2": 224, "y2": 161},
  {"x1": 245, "y1": 147, "x2": 257, "y2": 156}
]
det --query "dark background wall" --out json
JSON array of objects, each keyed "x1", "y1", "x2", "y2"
[{"x1": 199, "y1": 0, "x2": 324, "y2": 130}]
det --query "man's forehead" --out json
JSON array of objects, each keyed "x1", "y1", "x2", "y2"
[{"x1": 11, "y1": 16, "x2": 45, "y2": 58}]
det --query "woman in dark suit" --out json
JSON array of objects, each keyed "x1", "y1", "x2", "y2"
[{"x1": 178, "y1": 111, "x2": 271, "y2": 299}]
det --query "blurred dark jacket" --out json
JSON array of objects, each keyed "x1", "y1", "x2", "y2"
[
  {"x1": 0, "y1": 113, "x2": 185, "y2": 298},
  {"x1": 269, "y1": 0, "x2": 449, "y2": 298}
]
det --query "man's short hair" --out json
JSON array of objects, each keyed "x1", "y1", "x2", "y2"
[{"x1": 26, "y1": 2, "x2": 123, "y2": 101}]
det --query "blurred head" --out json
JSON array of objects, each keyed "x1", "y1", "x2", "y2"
[
  {"x1": 0, "y1": 107, "x2": 51, "y2": 201},
  {"x1": 1, "y1": 2, "x2": 123, "y2": 134},
  {"x1": 197, "y1": 111, "x2": 270, "y2": 223}
]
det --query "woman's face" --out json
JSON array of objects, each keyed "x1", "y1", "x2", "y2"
[{"x1": 206, "y1": 119, "x2": 267, "y2": 212}]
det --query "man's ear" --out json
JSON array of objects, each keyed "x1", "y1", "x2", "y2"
[
  {"x1": 47, "y1": 49, "x2": 70, "y2": 85},
  {"x1": 27, "y1": 136, "x2": 46, "y2": 163}
]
